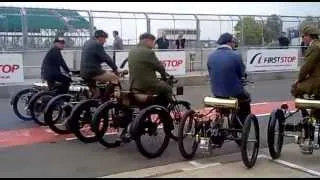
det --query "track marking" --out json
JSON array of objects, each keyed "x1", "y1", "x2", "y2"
[
  {"x1": 183, "y1": 161, "x2": 221, "y2": 171},
  {"x1": 65, "y1": 132, "x2": 119, "y2": 141},
  {"x1": 259, "y1": 154, "x2": 320, "y2": 177}
]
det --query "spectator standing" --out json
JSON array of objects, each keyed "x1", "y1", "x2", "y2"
[
  {"x1": 278, "y1": 32, "x2": 290, "y2": 47},
  {"x1": 155, "y1": 32, "x2": 169, "y2": 49},
  {"x1": 113, "y1": 30, "x2": 124, "y2": 63},
  {"x1": 175, "y1": 32, "x2": 186, "y2": 50}
]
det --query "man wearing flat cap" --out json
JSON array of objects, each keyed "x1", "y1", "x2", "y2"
[
  {"x1": 128, "y1": 32, "x2": 172, "y2": 106},
  {"x1": 41, "y1": 37, "x2": 71, "y2": 93},
  {"x1": 290, "y1": 25, "x2": 320, "y2": 153},
  {"x1": 207, "y1": 32, "x2": 250, "y2": 126},
  {"x1": 291, "y1": 25, "x2": 320, "y2": 98}
]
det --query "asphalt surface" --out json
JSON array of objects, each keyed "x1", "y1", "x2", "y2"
[{"x1": 0, "y1": 78, "x2": 298, "y2": 178}]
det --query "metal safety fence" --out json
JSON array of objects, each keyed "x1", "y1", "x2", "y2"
[{"x1": 0, "y1": 6, "x2": 319, "y2": 51}]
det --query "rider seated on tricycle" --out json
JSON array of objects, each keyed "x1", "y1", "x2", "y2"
[{"x1": 268, "y1": 25, "x2": 320, "y2": 157}]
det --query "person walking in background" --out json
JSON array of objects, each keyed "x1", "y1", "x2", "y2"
[
  {"x1": 175, "y1": 32, "x2": 186, "y2": 50},
  {"x1": 113, "y1": 30, "x2": 124, "y2": 63},
  {"x1": 278, "y1": 32, "x2": 290, "y2": 47},
  {"x1": 155, "y1": 32, "x2": 169, "y2": 49}
]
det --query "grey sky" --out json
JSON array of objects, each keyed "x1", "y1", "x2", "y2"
[
  {"x1": 2, "y1": 2, "x2": 320, "y2": 16},
  {"x1": 1, "y1": 2, "x2": 319, "y2": 43}
]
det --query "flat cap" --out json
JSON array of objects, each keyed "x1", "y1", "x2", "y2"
[
  {"x1": 217, "y1": 33, "x2": 234, "y2": 45},
  {"x1": 54, "y1": 37, "x2": 65, "y2": 44},
  {"x1": 302, "y1": 25, "x2": 319, "y2": 35},
  {"x1": 139, "y1": 33, "x2": 156, "y2": 40},
  {"x1": 94, "y1": 30, "x2": 108, "y2": 38}
]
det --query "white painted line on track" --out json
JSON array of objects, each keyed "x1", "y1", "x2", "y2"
[
  {"x1": 182, "y1": 161, "x2": 221, "y2": 171},
  {"x1": 259, "y1": 154, "x2": 320, "y2": 177}
]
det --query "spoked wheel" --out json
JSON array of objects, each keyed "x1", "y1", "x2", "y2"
[
  {"x1": 29, "y1": 91, "x2": 57, "y2": 126},
  {"x1": 44, "y1": 95, "x2": 73, "y2": 134},
  {"x1": 11, "y1": 88, "x2": 39, "y2": 121},
  {"x1": 178, "y1": 109, "x2": 199, "y2": 159},
  {"x1": 67, "y1": 100, "x2": 100, "y2": 143},
  {"x1": 132, "y1": 105, "x2": 171, "y2": 159},
  {"x1": 241, "y1": 114, "x2": 260, "y2": 169},
  {"x1": 92, "y1": 101, "x2": 122, "y2": 148},
  {"x1": 267, "y1": 109, "x2": 285, "y2": 159},
  {"x1": 168, "y1": 101, "x2": 191, "y2": 141}
]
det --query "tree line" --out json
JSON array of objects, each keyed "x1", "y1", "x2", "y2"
[{"x1": 234, "y1": 15, "x2": 319, "y2": 46}]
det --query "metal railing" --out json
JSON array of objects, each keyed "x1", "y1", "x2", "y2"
[{"x1": 0, "y1": 6, "x2": 319, "y2": 51}]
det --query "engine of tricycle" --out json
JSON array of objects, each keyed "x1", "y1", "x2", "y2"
[
  {"x1": 296, "y1": 115, "x2": 320, "y2": 154},
  {"x1": 196, "y1": 110, "x2": 230, "y2": 150}
]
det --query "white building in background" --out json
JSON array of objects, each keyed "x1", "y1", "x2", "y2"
[{"x1": 157, "y1": 28, "x2": 197, "y2": 40}]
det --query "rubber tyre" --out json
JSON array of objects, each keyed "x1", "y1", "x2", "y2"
[
  {"x1": 11, "y1": 88, "x2": 39, "y2": 121},
  {"x1": 134, "y1": 106, "x2": 171, "y2": 159},
  {"x1": 44, "y1": 95, "x2": 73, "y2": 134},
  {"x1": 240, "y1": 114, "x2": 260, "y2": 169},
  {"x1": 92, "y1": 101, "x2": 121, "y2": 148},
  {"x1": 177, "y1": 109, "x2": 199, "y2": 159},
  {"x1": 67, "y1": 99, "x2": 100, "y2": 143},
  {"x1": 267, "y1": 109, "x2": 285, "y2": 159},
  {"x1": 29, "y1": 91, "x2": 57, "y2": 126}
]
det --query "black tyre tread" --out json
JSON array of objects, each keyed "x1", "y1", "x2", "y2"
[
  {"x1": 134, "y1": 106, "x2": 171, "y2": 159},
  {"x1": 241, "y1": 114, "x2": 260, "y2": 169},
  {"x1": 168, "y1": 101, "x2": 191, "y2": 141},
  {"x1": 12, "y1": 88, "x2": 38, "y2": 121},
  {"x1": 267, "y1": 109, "x2": 285, "y2": 159},
  {"x1": 68, "y1": 100, "x2": 100, "y2": 143},
  {"x1": 29, "y1": 91, "x2": 57, "y2": 126},
  {"x1": 178, "y1": 109, "x2": 199, "y2": 159},
  {"x1": 44, "y1": 95, "x2": 73, "y2": 134},
  {"x1": 92, "y1": 101, "x2": 121, "y2": 148}
]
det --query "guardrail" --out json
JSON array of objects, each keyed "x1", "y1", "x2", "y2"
[{"x1": 0, "y1": 46, "x2": 306, "y2": 79}]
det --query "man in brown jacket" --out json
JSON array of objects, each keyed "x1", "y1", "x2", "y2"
[{"x1": 291, "y1": 25, "x2": 320, "y2": 98}]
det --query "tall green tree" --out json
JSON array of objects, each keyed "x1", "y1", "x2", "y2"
[
  {"x1": 299, "y1": 16, "x2": 319, "y2": 32},
  {"x1": 234, "y1": 16, "x2": 263, "y2": 46},
  {"x1": 263, "y1": 14, "x2": 282, "y2": 44}
]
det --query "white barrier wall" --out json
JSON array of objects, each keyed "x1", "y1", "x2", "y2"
[
  {"x1": 0, "y1": 47, "x2": 302, "y2": 83},
  {"x1": 0, "y1": 54, "x2": 24, "y2": 83},
  {"x1": 246, "y1": 49, "x2": 299, "y2": 72},
  {"x1": 116, "y1": 50, "x2": 186, "y2": 76}
]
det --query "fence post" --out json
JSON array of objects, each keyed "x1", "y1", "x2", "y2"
[
  {"x1": 240, "y1": 16, "x2": 244, "y2": 46},
  {"x1": 144, "y1": 13, "x2": 151, "y2": 33},
  {"x1": 88, "y1": 10, "x2": 94, "y2": 37},
  {"x1": 20, "y1": 7, "x2": 28, "y2": 50},
  {"x1": 194, "y1": 14, "x2": 200, "y2": 49}
]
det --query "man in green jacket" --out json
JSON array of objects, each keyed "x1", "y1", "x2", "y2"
[
  {"x1": 291, "y1": 25, "x2": 320, "y2": 98},
  {"x1": 128, "y1": 33, "x2": 172, "y2": 105},
  {"x1": 290, "y1": 25, "x2": 320, "y2": 153}
]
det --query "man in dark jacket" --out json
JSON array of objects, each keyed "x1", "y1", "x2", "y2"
[
  {"x1": 128, "y1": 32, "x2": 172, "y2": 105},
  {"x1": 155, "y1": 32, "x2": 169, "y2": 49},
  {"x1": 278, "y1": 32, "x2": 290, "y2": 47},
  {"x1": 175, "y1": 32, "x2": 186, "y2": 49},
  {"x1": 80, "y1": 30, "x2": 119, "y2": 84},
  {"x1": 41, "y1": 37, "x2": 71, "y2": 93},
  {"x1": 207, "y1": 33, "x2": 250, "y2": 124}
]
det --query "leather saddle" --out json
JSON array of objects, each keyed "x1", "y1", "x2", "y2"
[{"x1": 120, "y1": 89, "x2": 158, "y2": 107}]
